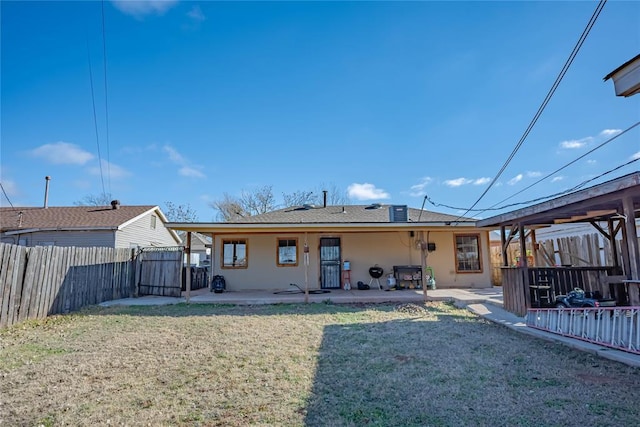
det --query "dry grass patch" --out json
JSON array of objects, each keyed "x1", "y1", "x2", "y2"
[{"x1": 0, "y1": 302, "x2": 638, "y2": 426}]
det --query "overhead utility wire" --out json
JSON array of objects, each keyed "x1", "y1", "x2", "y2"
[
  {"x1": 428, "y1": 155, "x2": 640, "y2": 213},
  {"x1": 426, "y1": 120, "x2": 640, "y2": 212},
  {"x1": 453, "y1": 0, "x2": 607, "y2": 222},
  {"x1": 87, "y1": 38, "x2": 107, "y2": 197},
  {"x1": 476, "y1": 121, "x2": 639, "y2": 214},
  {"x1": 101, "y1": 0, "x2": 112, "y2": 194},
  {"x1": 0, "y1": 182, "x2": 15, "y2": 208}
]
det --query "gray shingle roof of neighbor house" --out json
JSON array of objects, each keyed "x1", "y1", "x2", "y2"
[
  {"x1": 180, "y1": 231, "x2": 212, "y2": 245},
  {"x1": 0, "y1": 204, "x2": 162, "y2": 233},
  {"x1": 229, "y1": 204, "x2": 473, "y2": 224}
]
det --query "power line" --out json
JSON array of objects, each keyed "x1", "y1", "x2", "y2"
[
  {"x1": 86, "y1": 38, "x2": 107, "y2": 196},
  {"x1": 426, "y1": 120, "x2": 640, "y2": 213},
  {"x1": 453, "y1": 0, "x2": 608, "y2": 222},
  {"x1": 478, "y1": 121, "x2": 639, "y2": 214},
  {"x1": 0, "y1": 182, "x2": 15, "y2": 208},
  {"x1": 101, "y1": 0, "x2": 111, "y2": 194},
  {"x1": 428, "y1": 157, "x2": 639, "y2": 213}
]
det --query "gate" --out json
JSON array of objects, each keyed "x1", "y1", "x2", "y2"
[{"x1": 136, "y1": 246, "x2": 183, "y2": 297}]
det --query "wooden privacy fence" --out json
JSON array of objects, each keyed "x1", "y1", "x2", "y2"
[
  {"x1": 136, "y1": 246, "x2": 183, "y2": 297},
  {"x1": 0, "y1": 243, "x2": 134, "y2": 328},
  {"x1": 491, "y1": 233, "x2": 626, "y2": 285},
  {"x1": 501, "y1": 266, "x2": 622, "y2": 317},
  {"x1": 0, "y1": 243, "x2": 186, "y2": 328}
]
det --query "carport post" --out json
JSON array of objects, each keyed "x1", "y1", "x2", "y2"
[
  {"x1": 186, "y1": 231, "x2": 192, "y2": 303},
  {"x1": 623, "y1": 196, "x2": 640, "y2": 279},
  {"x1": 420, "y1": 231, "x2": 427, "y2": 301},
  {"x1": 304, "y1": 232, "x2": 309, "y2": 304}
]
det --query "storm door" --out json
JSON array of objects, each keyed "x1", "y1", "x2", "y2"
[{"x1": 320, "y1": 237, "x2": 341, "y2": 289}]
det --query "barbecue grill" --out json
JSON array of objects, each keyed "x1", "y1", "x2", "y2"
[{"x1": 368, "y1": 266, "x2": 384, "y2": 290}]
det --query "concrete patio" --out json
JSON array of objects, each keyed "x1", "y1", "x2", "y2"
[{"x1": 100, "y1": 286, "x2": 504, "y2": 307}]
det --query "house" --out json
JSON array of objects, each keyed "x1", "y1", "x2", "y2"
[
  {"x1": 180, "y1": 232, "x2": 212, "y2": 266},
  {"x1": 604, "y1": 54, "x2": 640, "y2": 97},
  {"x1": 167, "y1": 204, "x2": 492, "y2": 291},
  {"x1": 0, "y1": 200, "x2": 181, "y2": 248}
]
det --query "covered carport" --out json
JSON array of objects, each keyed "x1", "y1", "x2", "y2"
[{"x1": 477, "y1": 172, "x2": 640, "y2": 316}]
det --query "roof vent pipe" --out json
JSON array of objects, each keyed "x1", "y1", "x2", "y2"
[
  {"x1": 323, "y1": 190, "x2": 327, "y2": 208},
  {"x1": 111, "y1": 200, "x2": 120, "y2": 210},
  {"x1": 43, "y1": 176, "x2": 51, "y2": 208}
]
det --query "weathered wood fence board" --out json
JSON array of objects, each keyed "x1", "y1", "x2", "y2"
[
  {"x1": 491, "y1": 234, "x2": 629, "y2": 286},
  {"x1": 137, "y1": 247, "x2": 183, "y2": 297},
  {"x1": 0, "y1": 243, "x2": 185, "y2": 328}
]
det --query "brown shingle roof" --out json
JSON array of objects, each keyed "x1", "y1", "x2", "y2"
[{"x1": 0, "y1": 205, "x2": 159, "y2": 232}]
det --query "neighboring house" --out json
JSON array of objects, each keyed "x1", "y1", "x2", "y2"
[
  {"x1": 180, "y1": 232, "x2": 212, "y2": 266},
  {"x1": 0, "y1": 201, "x2": 181, "y2": 248},
  {"x1": 604, "y1": 53, "x2": 640, "y2": 97},
  {"x1": 168, "y1": 204, "x2": 492, "y2": 291}
]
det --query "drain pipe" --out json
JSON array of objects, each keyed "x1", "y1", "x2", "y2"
[{"x1": 43, "y1": 176, "x2": 51, "y2": 208}]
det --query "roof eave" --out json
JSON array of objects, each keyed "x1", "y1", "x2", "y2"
[
  {"x1": 166, "y1": 221, "x2": 477, "y2": 233},
  {"x1": 2, "y1": 226, "x2": 118, "y2": 235}
]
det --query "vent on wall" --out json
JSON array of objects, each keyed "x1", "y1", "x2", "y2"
[{"x1": 389, "y1": 205, "x2": 408, "y2": 222}]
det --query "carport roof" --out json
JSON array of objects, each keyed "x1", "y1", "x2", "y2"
[{"x1": 476, "y1": 172, "x2": 640, "y2": 228}]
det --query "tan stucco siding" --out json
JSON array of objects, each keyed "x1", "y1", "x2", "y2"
[
  {"x1": 212, "y1": 233, "x2": 315, "y2": 291},
  {"x1": 210, "y1": 229, "x2": 492, "y2": 291}
]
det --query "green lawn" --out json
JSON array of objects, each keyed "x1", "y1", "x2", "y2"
[{"x1": 0, "y1": 302, "x2": 638, "y2": 426}]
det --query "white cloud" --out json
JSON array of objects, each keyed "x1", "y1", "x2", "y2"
[
  {"x1": 347, "y1": 183, "x2": 390, "y2": 200},
  {"x1": 526, "y1": 171, "x2": 542, "y2": 178},
  {"x1": 88, "y1": 159, "x2": 131, "y2": 179},
  {"x1": 163, "y1": 145, "x2": 185, "y2": 164},
  {"x1": 600, "y1": 129, "x2": 622, "y2": 137},
  {"x1": 444, "y1": 177, "x2": 472, "y2": 187},
  {"x1": 179, "y1": 166, "x2": 205, "y2": 179},
  {"x1": 409, "y1": 177, "x2": 433, "y2": 196},
  {"x1": 30, "y1": 141, "x2": 94, "y2": 165},
  {"x1": 631, "y1": 152, "x2": 640, "y2": 160},
  {"x1": 559, "y1": 129, "x2": 619, "y2": 151},
  {"x1": 508, "y1": 174, "x2": 523, "y2": 185},
  {"x1": 0, "y1": 178, "x2": 19, "y2": 206},
  {"x1": 186, "y1": 5, "x2": 206, "y2": 22},
  {"x1": 163, "y1": 144, "x2": 206, "y2": 179},
  {"x1": 551, "y1": 176, "x2": 564, "y2": 183},
  {"x1": 473, "y1": 177, "x2": 491, "y2": 185},
  {"x1": 111, "y1": 0, "x2": 178, "y2": 18},
  {"x1": 560, "y1": 138, "x2": 591, "y2": 149},
  {"x1": 586, "y1": 159, "x2": 597, "y2": 165}
]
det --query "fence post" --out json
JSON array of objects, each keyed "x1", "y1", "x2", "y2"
[{"x1": 132, "y1": 248, "x2": 141, "y2": 298}]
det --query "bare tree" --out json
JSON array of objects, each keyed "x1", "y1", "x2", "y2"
[
  {"x1": 318, "y1": 182, "x2": 350, "y2": 205},
  {"x1": 283, "y1": 183, "x2": 350, "y2": 207},
  {"x1": 211, "y1": 184, "x2": 348, "y2": 222},
  {"x1": 240, "y1": 185, "x2": 276, "y2": 215},
  {"x1": 210, "y1": 193, "x2": 249, "y2": 222},
  {"x1": 282, "y1": 190, "x2": 315, "y2": 207},
  {"x1": 164, "y1": 202, "x2": 199, "y2": 222},
  {"x1": 74, "y1": 192, "x2": 113, "y2": 206}
]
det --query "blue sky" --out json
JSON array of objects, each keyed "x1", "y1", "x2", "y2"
[{"x1": 1, "y1": 0, "x2": 639, "y2": 221}]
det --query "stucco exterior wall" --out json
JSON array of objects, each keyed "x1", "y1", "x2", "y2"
[{"x1": 210, "y1": 230, "x2": 492, "y2": 291}]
